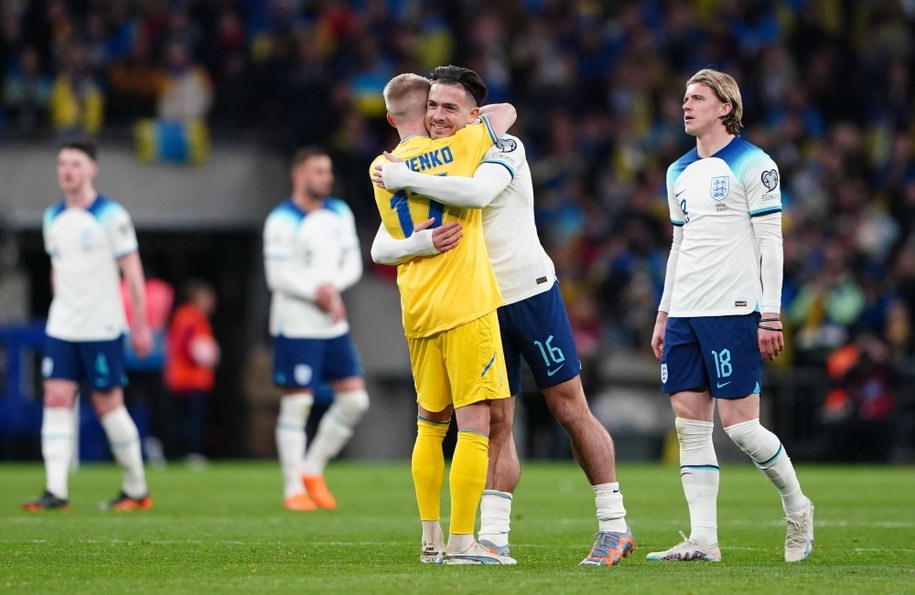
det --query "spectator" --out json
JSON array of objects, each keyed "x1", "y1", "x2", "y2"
[
  {"x1": 49, "y1": 41, "x2": 104, "y2": 138},
  {"x1": 2, "y1": 45, "x2": 52, "y2": 134},
  {"x1": 156, "y1": 39, "x2": 212, "y2": 123},
  {"x1": 108, "y1": 33, "x2": 163, "y2": 123}
]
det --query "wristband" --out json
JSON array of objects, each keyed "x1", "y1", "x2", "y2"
[
  {"x1": 758, "y1": 325, "x2": 783, "y2": 332},
  {"x1": 759, "y1": 318, "x2": 781, "y2": 323}
]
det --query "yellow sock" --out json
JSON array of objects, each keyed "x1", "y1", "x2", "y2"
[
  {"x1": 412, "y1": 417, "x2": 449, "y2": 521},
  {"x1": 449, "y1": 430, "x2": 489, "y2": 535}
]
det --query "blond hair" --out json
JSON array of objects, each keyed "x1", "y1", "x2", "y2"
[
  {"x1": 687, "y1": 69, "x2": 743, "y2": 135},
  {"x1": 383, "y1": 73, "x2": 431, "y2": 123}
]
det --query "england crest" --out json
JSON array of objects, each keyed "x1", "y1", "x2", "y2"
[{"x1": 710, "y1": 176, "x2": 729, "y2": 201}]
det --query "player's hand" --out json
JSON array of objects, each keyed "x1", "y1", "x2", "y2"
[
  {"x1": 371, "y1": 162, "x2": 387, "y2": 188},
  {"x1": 431, "y1": 221, "x2": 462, "y2": 253},
  {"x1": 131, "y1": 324, "x2": 153, "y2": 359},
  {"x1": 316, "y1": 283, "x2": 346, "y2": 322},
  {"x1": 758, "y1": 313, "x2": 784, "y2": 361},
  {"x1": 650, "y1": 312, "x2": 668, "y2": 361},
  {"x1": 372, "y1": 152, "x2": 406, "y2": 189},
  {"x1": 411, "y1": 218, "x2": 462, "y2": 255}
]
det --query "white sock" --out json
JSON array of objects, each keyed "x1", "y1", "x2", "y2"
[
  {"x1": 446, "y1": 532, "x2": 473, "y2": 555},
  {"x1": 594, "y1": 482, "x2": 628, "y2": 533},
  {"x1": 422, "y1": 520, "x2": 444, "y2": 549},
  {"x1": 276, "y1": 393, "x2": 312, "y2": 498},
  {"x1": 41, "y1": 406, "x2": 75, "y2": 499},
  {"x1": 478, "y1": 489, "x2": 513, "y2": 547},
  {"x1": 302, "y1": 390, "x2": 369, "y2": 476},
  {"x1": 724, "y1": 418, "x2": 806, "y2": 515},
  {"x1": 677, "y1": 417, "x2": 719, "y2": 545},
  {"x1": 100, "y1": 406, "x2": 148, "y2": 498}
]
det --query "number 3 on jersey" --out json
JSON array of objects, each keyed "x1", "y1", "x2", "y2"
[{"x1": 390, "y1": 183, "x2": 445, "y2": 237}]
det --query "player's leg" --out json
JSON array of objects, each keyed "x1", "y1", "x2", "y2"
[
  {"x1": 719, "y1": 395, "x2": 814, "y2": 562},
  {"x1": 37, "y1": 381, "x2": 78, "y2": 506},
  {"x1": 409, "y1": 335, "x2": 450, "y2": 563},
  {"x1": 645, "y1": 390, "x2": 722, "y2": 561},
  {"x1": 272, "y1": 336, "x2": 317, "y2": 511},
  {"x1": 647, "y1": 317, "x2": 721, "y2": 561},
  {"x1": 440, "y1": 312, "x2": 515, "y2": 565},
  {"x1": 24, "y1": 338, "x2": 80, "y2": 510},
  {"x1": 478, "y1": 395, "x2": 518, "y2": 555},
  {"x1": 504, "y1": 284, "x2": 633, "y2": 565},
  {"x1": 25, "y1": 377, "x2": 79, "y2": 510},
  {"x1": 445, "y1": 401, "x2": 492, "y2": 559},
  {"x1": 541, "y1": 376, "x2": 634, "y2": 566},
  {"x1": 82, "y1": 337, "x2": 151, "y2": 511},
  {"x1": 479, "y1": 309, "x2": 521, "y2": 555},
  {"x1": 702, "y1": 313, "x2": 814, "y2": 561},
  {"x1": 301, "y1": 334, "x2": 370, "y2": 509},
  {"x1": 94, "y1": 387, "x2": 153, "y2": 510}
]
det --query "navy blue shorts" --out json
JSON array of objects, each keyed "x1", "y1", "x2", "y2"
[
  {"x1": 272, "y1": 333, "x2": 364, "y2": 389},
  {"x1": 42, "y1": 335, "x2": 128, "y2": 391},
  {"x1": 661, "y1": 314, "x2": 762, "y2": 398},
  {"x1": 498, "y1": 282, "x2": 581, "y2": 395}
]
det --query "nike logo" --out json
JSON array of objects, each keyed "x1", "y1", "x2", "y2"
[
  {"x1": 716, "y1": 381, "x2": 731, "y2": 388},
  {"x1": 546, "y1": 364, "x2": 565, "y2": 377},
  {"x1": 676, "y1": 189, "x2": 687, "y2": 197}
]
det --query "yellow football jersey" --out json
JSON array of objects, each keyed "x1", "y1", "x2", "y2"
[{"x1": 371, "y1": 118, "x2": 503, "y2": 338}]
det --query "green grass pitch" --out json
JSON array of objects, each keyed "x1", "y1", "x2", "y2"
[{"x1": 2, "y1": 461, "x2": 913, "y2": 594}]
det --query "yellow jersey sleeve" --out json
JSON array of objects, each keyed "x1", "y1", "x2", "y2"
[{"x1": 371, "y1": 118, "x2": 503, "y2": 337}]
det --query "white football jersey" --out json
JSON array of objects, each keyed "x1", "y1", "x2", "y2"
[
  {"x1": 43, "y1": 196, "x2": 137, "y2": 341},
  {"x1": 665, "y1": 137, "x2": 782, "y2": 317},
  {"x1": 481, "y1": 135, "x2": 556, "y2": 305},
  {"x1": 263, "y1": 198, "x2": 362, "y2": 339}
]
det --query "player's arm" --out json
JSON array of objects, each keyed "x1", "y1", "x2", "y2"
[
  {"x1": 651, "y1": 225, "x2": 682, "y2": 360},
  {"x1": 752, "y1": 212, "x2": 784, "y2": 361},
  {"x1": 370, "y1": 219, "x2": 463, "y2": 265},
  {"x1": 746, "y1": 158, "x2": 785, "y2": 360},
  {"x1": 378, "y1": 160, "x2": 511, "y2": 208},
  {"x1": 333, "y1": 204, "x2": 363, "y2": 292},
  {"x1": 264, "y1": 257, "x2": 322, "y2": 300},
  {"x1": 479, "y1": 103, "x2": 516, "y2": 138},
  {"x1": 118, "y1": 251, "x2": 153, "y2": 357},
  {"x1": 263, "y1": 219, "x2": 323, "y2": 301},
  {"x1": 652, "y1": 175, "x2": 685, "y2": 361}
]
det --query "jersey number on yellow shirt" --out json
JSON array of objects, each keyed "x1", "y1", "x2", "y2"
[{"x1": 389, "y1": 175, "x2": 448, "y2": 236}]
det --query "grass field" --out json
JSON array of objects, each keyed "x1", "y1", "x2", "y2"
[{"x1": 1, "y1": 461, "x2": 913, "y2": 594}]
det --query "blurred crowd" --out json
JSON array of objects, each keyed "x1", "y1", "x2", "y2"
[{"x1": 2, "y1": 0, "x2": 914, "y2": 455}]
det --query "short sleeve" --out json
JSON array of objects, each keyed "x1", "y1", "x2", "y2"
[
  {"x1": 744, "y1": 153, "x2": 782, "y2": 217},
  {"x1": 482, "y1": 136, "x2": 526, "y2": 178},
  {"x1": 104, "y1": 203, "x2": 139, "y2": 258},
  {"x1": 263, "y1": 210, "x2": 296, "y2": 260}
]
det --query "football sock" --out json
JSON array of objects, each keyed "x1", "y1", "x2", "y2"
[
  {"x1": 677, "y1": 417, "x2": 719, "y2": 545},
  {"x1": 275, "y1": 393, "x2": 312, "y2": 498},
  {"x1": 422, "y1": 520, "x2": 444, "y2": 549},
  {"x1": 594, "y1": 482, "x2": 628, "y2": 533},
  {"x1": 41, "y1": 406, "x2": 75, "y2": 499},
  {"x1": 448, "y1": 430, "x2": 489, "y2": 535},
  {"x1": 412, "y1": 416, "x2": 449, "y2": 522},
  {"x1": 724, "y1": 419, "x2": 806, "y2": 515},
  {"x1": 302, "y1": 389, "x2": 369, "y2": 476},
  {"x1": 100, "y1": 405, "x2": 148, "y2": 498},
  {"x1": 478, "y1": 489, "x2": 513, "y2": 547},
  {"x1": 446, "y1": 533, "x2": 474, "y2": 555}
]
